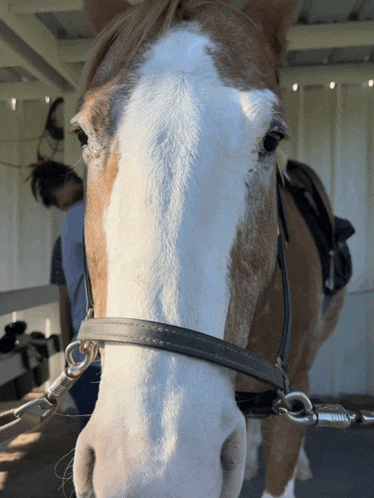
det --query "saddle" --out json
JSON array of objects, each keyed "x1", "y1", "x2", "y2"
[{"x1": 283, "y1": 160, "x2": 355, "y2": 296}]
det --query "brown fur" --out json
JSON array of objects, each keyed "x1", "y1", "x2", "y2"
[
  {"x1": 83, "y1": 0, "x2": 131, "y2": 34},
  {"x1": 72, "y1": 81, "x2": 120, "y2": 316},
  {"x1": 84, "y1": 143, "x2": 119, "y2": 317},
  {"x1": 77, "y1": 1, "x2": 344, "y2": 496},
  {"x1": 80, "y1": 0, "x2": 290, "y2": 97},
  {"x1": 243, "y1": 0, "x2": 298, "y2": 64},
  {"x1": 81, "y1": 0, "x2": 181, "y2": 93},
  {"x1": 225, "y1": 175, "x2": 279, "y2": 349},
  {"x1": 235, "y1": 189, "x2": 345, "y2": 495}
]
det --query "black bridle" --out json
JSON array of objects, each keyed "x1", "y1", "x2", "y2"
[{"x1": 79, "y1": 169, "x2": 292, "y2": 414}]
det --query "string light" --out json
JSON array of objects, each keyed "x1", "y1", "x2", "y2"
[
  {"x1": 329, "y1": 81, "x2": 336, "y2": 89},
  {"x1": 369, "y1": 80, "x2": 374, "y2": 88},
  {"x1": 292, "y1": 83, "x2": 298, "y2": 92},
  {"x1": 9, "y1": 98, "x2": 17, "y2": 111},
  {"x1": 45, "y1": 96, "x2": 50, "y2": 104}
]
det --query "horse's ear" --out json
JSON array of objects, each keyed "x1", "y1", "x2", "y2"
[
  {"x1": 242, "y1": 0, "x2": 297, "y2": 62},
  {"x1": 84, "y1": 0, "x2": 133, "y2": 34}
]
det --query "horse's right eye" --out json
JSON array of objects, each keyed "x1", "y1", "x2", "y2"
[{"x1": 75, "y1": 128, "x2": 88, "y2": 147}]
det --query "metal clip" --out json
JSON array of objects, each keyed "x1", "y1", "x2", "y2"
[
  {"x1": 273, "y1": 392, "x2": 374, "y2": 429},
  {"x1": 14, "y1": 341, "x2": 99, "y2": 423},
  {"x1": 273, "y1": 391, "x2": 316, "y2": 426},
  {"x1": 312, "y1": 404, "x2": 356, "y2": 429},
  {"x1": 357, "y1": 410, "x2": 374, "y2": 426},
  {"x1": 14, "y1": 396, "x2": 57, "y2": 425},
  {"x1": 47, "y1": 341, "x2": 98, "y2": 403}
]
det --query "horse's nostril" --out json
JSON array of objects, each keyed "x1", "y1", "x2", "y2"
[
  {"x1": 220, "y1": 425, "x2": 246, "y2": 496},
  {"x1": 74, "y1": 443, "x2": 96, "y2": 498},
  {"x1": 87, "y1": 447, "x2": 96, "y2": 487}
]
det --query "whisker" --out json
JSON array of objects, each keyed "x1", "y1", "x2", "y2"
[
  {"x1": 55, "y1": 412, "x2": 93, "y2": 418},
  {"x1": 56, "y1": 451, "x2": 78, "y2": 498},
  {"x1": 54, "y1": 452, "x2": 76, "y2": 498},
  {"x1": 58, "y1": 472, "x2": 74, "y2": 494},
  {"x1": 71, "y1": 155, "x2": 84, "y2": 170},
  {"x1": 69, "y1": 487, "x2": 77, "y2": 498},
  {"x1": 55, "y1": 448, "x2": 76, "y2": 479}
]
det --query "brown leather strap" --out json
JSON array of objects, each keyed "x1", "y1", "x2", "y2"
[
  {"x1": 286, "y1": 160, "x2": 335, "y2": 242},
  {"x1": 78, "y1": 318, "x2": 287, "y2": 391}
]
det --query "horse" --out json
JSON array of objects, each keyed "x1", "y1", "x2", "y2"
[{"x1": 71, "y1": 1, "x2": 346, "y2": 496}]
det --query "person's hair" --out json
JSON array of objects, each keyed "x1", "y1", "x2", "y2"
[{"x1": 27, "y1": 160, "x2": 83, "y2": 208}]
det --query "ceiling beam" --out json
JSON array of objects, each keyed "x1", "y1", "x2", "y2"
[
  {"x1": 57, "y1": 21, "x2": 374, "y2": 63},
  {"x1": 0, "y1": 35, "x2": 64, "y2": 91},
  {"x1": 0, "y1": 82, "x2": 60, "y2": 100},
  {"x1": 8, "y1": 0, "x2": 145, "y2": 11},
  {"x1": 0, "y1": 46, "x2": 23, "y2": 68},
  {"x1": 8, "y1": 0, "x2": 83, "y2": 14},
  {"x1": 58, "y1": 38, "x2": 92, "y2": 63},
  {"x1": 279, "y1": 63, "x2": 374, "y2": 88},
  {"x1": 288, "y1": 21, "x2": 374, "y2": 51},
  {"x1": 0, "y1": 0, "x2": 80, "y2": 89}
]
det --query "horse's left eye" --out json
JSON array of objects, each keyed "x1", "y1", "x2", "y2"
[{"x1": 263, "y1": 131, "x2": 284, "y2": 154}]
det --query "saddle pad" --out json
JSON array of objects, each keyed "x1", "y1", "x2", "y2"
[{"x1": 284, "y1": 160, "x2": 355, "y2": 296}]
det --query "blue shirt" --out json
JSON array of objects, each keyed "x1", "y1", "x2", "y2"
[{"x1": 61, "y1": 201, "x2": 86, "y2": 339}]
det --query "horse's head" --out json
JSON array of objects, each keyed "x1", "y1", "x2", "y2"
[{"x1": 72, "y1": 1, "x2": 297, "y2": 496}]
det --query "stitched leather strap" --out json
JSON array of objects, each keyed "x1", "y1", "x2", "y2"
[{"x1": 78, "y1": 318, "x2": 287, "y2": 391}]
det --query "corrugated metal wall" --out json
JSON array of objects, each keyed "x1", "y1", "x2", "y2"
[
  {"x1": 1, "y1": 83, "x2": 373, "y2": 396},
  {"x1": 281, "y1": 83, "x2": 374, "y2": 396}
]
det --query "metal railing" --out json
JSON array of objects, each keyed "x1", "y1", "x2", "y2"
[{"x1": 0, "y1": 285, "x2": 59, "y2": 317}]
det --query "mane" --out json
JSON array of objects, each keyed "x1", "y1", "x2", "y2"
[
  {"x1": 80, "y1": 0, "x2": 257, "y2": 95},
  {"x1": 81, "y1": 0, "x2": 183, "y2": 94}
]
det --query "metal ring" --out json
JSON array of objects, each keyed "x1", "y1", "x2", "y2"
[
  {"x1": 65, "y1": 341, "x2": 81, "y2": 367},
  {"x1": 273, "y1": 391, "x2": 314, "y2": 417},
  {"x1": 65, "y1": 341, "x2": 99, "y2": 378}
]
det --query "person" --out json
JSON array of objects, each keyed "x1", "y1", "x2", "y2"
[
  {"x1": 50, "y1": 235, "x2": 73, "y2": 351},
  {"x1": 28, "y1": 160, "x2": 100, "y2": 427}
]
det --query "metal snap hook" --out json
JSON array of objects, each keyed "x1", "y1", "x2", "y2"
[
  {"x1": 46, "y1": 341, "x2": 99, "y2": 404},
  {"x1": 6, "y1": 340, "x2": 99, "y2": 443},
  {"x1": 273, "y1": 391, "x2": 316, "y2": 426},
  {"x1": 14, "y1": 396, "x2": 57, "y2": 424}
]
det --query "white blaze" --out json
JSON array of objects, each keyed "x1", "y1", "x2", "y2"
[
  {"x1": 75, "y1": 26, "x2": 279, "y2": 498},
  {"x1": 104, "y1": 27, "x2": 277, "y2": 339}
]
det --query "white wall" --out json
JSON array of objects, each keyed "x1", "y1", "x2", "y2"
[
  {"x1": 0, "y1": 98, "x2": 78, "y2": 384},
  {"x1": 281, "y1": 82, "x2": 374, "y2": 396},
  {"x1": 0, "y1": 96, "x2": 83, "y2": 292},
  {"x1": 0, "y1": 99, "x2": 65, "y2": 292}
]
